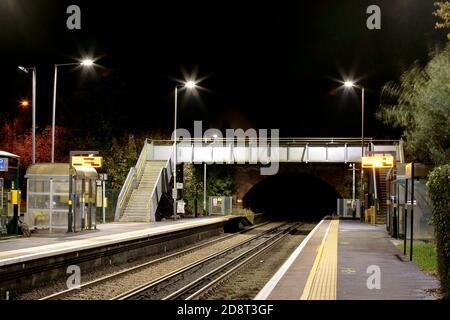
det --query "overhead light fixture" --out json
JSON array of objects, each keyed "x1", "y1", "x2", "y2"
[
  {"x1": 80, "y1": 59, "x2": 94, "y2": 67},
  {"x1": 344, "y1": 80, "x2": 354, "y2": 88},
  {"x1": 185, "y1": 80, "x2": 197, "y2": 89}
]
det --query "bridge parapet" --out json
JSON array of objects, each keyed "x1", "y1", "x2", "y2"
[{"x1": 149, "y1": 138, "x2": 403, "y2": 164}]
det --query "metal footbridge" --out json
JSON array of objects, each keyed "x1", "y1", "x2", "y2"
[{"x1": 115, "y1": 138, "x2": 404, "y2": 222}]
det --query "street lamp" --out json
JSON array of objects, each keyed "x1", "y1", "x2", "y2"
[
  {"x1": 203, "y1": 134, "x2": 218, "y2": 214},
  {"x1": 80, "y1": 59, "x2": 94, "y2": 67},
  {"x1": 20, "y1": 100, "x2": 30, "y2": 108},
  {"x1": 18, "y1": 66, "x2": 37, "y2": 164},
  {"x1": 343, "y1": 80, "x2": 365, "y2": 157},
  {"x1": 343, "y1": 79, "x2": 366, "y2": 219},
  {"x1": 173, "y1": 80, "x2": 198, "y2": 220},
  {"x1": 51, "y1": 59, "x2": 95, "y2": 163}
]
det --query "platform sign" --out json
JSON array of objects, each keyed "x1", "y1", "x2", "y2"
[
  {"x1": 177, "y1": 200, "x2": 185, "y2": 214},
  {"x1": 361, "y1": 155, "x2": 394, "y2": 168},
  {"x1": 405, "y1": 163, "x2": 412, "y2": 178},
  {"x1": 71, "y1": 156, "x2": 103, "y2": 168},
  {"x1": 0, "y1": 158, "x2": 8, "y2": 171}
]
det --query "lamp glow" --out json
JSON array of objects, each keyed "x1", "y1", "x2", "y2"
[
  {"x1": 185, "y1": 80, "x2": 197, "y2": 89},
  {"x1": 344, "y1": 80, "x2": 354, "y2": 88},
  {"x1": 80, "y1": 59, "x2": 94, "y2": 67},
  {"x1": 18, "y1": 66, "x2": 29, "y2": 74}
]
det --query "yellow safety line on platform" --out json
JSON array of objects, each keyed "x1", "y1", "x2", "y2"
[{"x1": 300, "y1": 220, "x2": 339, "y2": 300}]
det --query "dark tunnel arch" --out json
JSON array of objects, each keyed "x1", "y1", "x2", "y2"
[{"x1": 242, "y1": 172, "x2": 341, "y2": 221}]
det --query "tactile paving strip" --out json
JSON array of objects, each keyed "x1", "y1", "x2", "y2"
[{"x1": 300, "y1": 220, "x2": 339, "y2": 300}]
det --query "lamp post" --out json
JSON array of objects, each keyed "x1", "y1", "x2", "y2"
[
  {"x1": 18, "y1": 66, "x2": 37, "y2": 164},
  {"x1": 51, "y1": 59, "x2": 94, "y2": 163},
  {"x1": 344, "y1": 80, "x2": 366, "y2": 215},
  {"x1": 344, "y1": 81, "x2": 365, "y2": 157},
  {"x1": 203, "y1": 134, "x2": 218, "y2": 214},
  {"x1": 173, "y1": 80, "x2": 197, "y2": 220}
]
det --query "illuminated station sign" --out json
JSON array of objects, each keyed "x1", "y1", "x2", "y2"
[
  {"x1": 361, "y1": 155, "x2": 394, "y2": 168},
  {"x1": 71, "y1": 156, "x2": 103, "y2": 168}
]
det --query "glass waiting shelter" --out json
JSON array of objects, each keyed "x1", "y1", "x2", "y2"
[
  {"x1": 25, "y1": 163, "x2": 98, "y2": 232},
  {"x1": 71, "y1": 165, "x2": 98, "y2": 231}
]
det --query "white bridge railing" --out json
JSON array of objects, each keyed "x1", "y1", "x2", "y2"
[{"x1": 150, "y1": 138, "x2": 403, "y2": 164}]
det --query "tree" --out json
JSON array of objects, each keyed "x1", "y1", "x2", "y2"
[
  {"x1": 206, "y1": 165, "x2": 234, "y2": 196},
  {"x1": 103, "y1": 135, "x2": 139, "y2": 190},
  {"x1": 376, "y1": 43, "x2": 450, "y2": 165},
  {"x1": 434, "y1": 1, "x2": 450, "y2": 40},
  {"x1": 0, "y1": 121, "x2": 72, "y2": 190},
  {"x1": 183, "y1": 164, "x2": 234, "y2": 214},
  {"x1": 183, "y1": 164, "x2": 204, "y2": 214},
  {"x1": 427, "y1": 164, "x2": 450, "y2": 299}
]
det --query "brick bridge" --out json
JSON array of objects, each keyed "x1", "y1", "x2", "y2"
[{"x1": 229, "y1": 164, "x2": 353, "y2": 214}]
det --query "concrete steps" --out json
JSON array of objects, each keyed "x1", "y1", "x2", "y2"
[
  {"x1": 119, "y1": 160, "x2": 166, "y2": 222},
  {"x1": 376, "y1": 168, "x2": 389, "y2": 225}
]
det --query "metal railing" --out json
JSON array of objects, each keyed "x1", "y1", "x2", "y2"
[
  {"x1": 145, "y1": 146, "x2": 174, "y2": 220},
  {"x1": 114, "y1": 139, "x2": 152, "y2": 221},
  {"x1": 151, "y1": 137, "x2": 401, "y2": 144}
]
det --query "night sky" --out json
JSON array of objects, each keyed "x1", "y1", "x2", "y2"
[{"x1": 0, "y1": 0, "x2": 447, "y2": 139}]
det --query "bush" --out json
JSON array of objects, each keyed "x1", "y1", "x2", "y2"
[{"x1": 427, "y1": 164, "x2": 450, "y2": 299}]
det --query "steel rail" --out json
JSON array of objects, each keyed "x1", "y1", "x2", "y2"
[
  {"x1": 115, "y1": 222, "x2": 297, "y2": 300},
  {"x1": 40, "y1": 221, "x2": 274, "y2": 300},
  {"x1": 166, "y1": 223, "x2": 301, "y2": 300}
]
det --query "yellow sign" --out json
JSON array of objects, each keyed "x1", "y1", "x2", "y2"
[
  {"x1": 362, "y1": 156, "x2": 394, "y2": 168},
  {"x1": 72, "y1": 156, "x2": 103, "y2": 168},
  {"x1": 405, "y1": 163, "x2": 412, "y2": 178},
  {"x1": 10, "y1": 190, "x2": 20, "y2": 205}
]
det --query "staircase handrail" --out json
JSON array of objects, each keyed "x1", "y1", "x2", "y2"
[
  {"x1": 136, "y1": 139, "x2": 151, "y2": 181},
  {"x1": 114, "y1": 139, "x2": 152, "y2": 221},
  {"x1": 147, "y1": 152, "x2": 173, "y2": 218},
  {"x1": 115, "y1": 167, "x2": 136, "y2": 221},
  {"x1": 398, "y1": 139, "x2": 405, "y2": 163}
]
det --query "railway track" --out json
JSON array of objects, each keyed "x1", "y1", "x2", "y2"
[
  {"x1": 115, "y1": 222, "x2": 301, "y2": 300},
  {"x1": 40, "y1": 221, "x2": 279, "y2": 300}
]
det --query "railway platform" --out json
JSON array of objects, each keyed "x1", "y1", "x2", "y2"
[
  {"x1": 0, "y1": 216, "x2": 241, "y2": 266},
  {"x1": 0, "y1": 215, "x2": 245, "y2": 297},
  {"x1": 256, "y1": 219, "x2": 439, "y2": 300}
]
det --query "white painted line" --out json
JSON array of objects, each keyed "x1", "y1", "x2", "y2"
[
  {"x1": 0, "y1": 216, "x2": 232, "y2": 266},
  {"x1": 254, "y1": 218, "x2": 326, "y2": 300}
]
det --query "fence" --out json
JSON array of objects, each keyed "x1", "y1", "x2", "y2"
[
  {"x1": 208, "y1": 196, "x2": 232, "y2": 215},
  {"x1": 96, "y1": 189, "x2": 119, "y2": 223}
]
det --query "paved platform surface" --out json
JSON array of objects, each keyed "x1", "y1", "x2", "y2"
[
  {"x1": 256, "y1": 219, "x2": 439, "y2": 300},
  {"x1": 0, "y1": 216, "x2": 233, "y2": 266},
  {"x1": 337, "y1": 221, "x2": 438, "y2": 299}
]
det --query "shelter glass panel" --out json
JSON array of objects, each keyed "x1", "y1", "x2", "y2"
[
  {"x1": 29, "y1": 180, "x2": 50, "y2": 193},
  {"x1": 28, "y1": 194, "x2": 50, "y2": 209}
]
